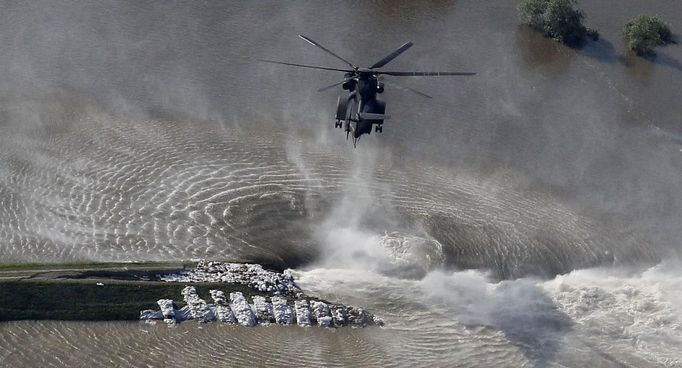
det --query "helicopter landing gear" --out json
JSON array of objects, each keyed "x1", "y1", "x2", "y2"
[{"x1": 375, "y1": 124, "x2": 383, "y2": 133}]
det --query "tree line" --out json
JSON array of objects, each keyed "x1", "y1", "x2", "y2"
[{"x1": 519, "y1": 0, "x2": 673, "y2": 56}]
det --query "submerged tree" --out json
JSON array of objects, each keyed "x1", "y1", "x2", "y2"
[
  {"x1": 519, "y1": 0, "x2": 598, "y2": 47},
  {"x1": 624, "y1": 15, "x2": 673, "y2": 56}
]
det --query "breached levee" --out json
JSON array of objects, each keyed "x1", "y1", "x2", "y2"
[
  {"x1": 159, "y1": 260, "x2": 299, "y2": 293},
  {"x1": 140, "y1": 261, "x2": 382, "y2": 328}
]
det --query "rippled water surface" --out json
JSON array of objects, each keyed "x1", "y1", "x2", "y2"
[
  {"x1": 3, "y1": 264, "x2": 682, "y2": 367},
  {"x1": 1, "y1": 0, "x2": 682, "y2": 366}
]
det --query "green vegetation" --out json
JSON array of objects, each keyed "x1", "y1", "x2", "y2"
[
  {"x1": 519, "y1": 0, "x2": 598, "y2": 46},
  {"x1": 0, "y1": 278, "x2": 264, "y2": 321},
  {"x1": 0, "y1": 261, "x2": 318, "y2": 322},
  {"x1": 0, "y1": 260, "x2": 189, "y2": 271},
  {"x1": 624, "y1": 15, "x2": 673, "y2": 56},
  {"x1": 0, "y1": 261, "x2": 284, "y2": 322}
]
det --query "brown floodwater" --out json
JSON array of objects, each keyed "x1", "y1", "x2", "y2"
[{"x1": 1, "y1": 0, "x2": 681, "y2": 366}]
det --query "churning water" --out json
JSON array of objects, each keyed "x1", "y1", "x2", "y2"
[{"x1": 1, "y1": 0, "x2": 682, "y2": 366}]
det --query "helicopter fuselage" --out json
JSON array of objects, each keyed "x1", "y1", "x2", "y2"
[
  {"x1": 335, "y1": 72, "x2": 386, "y2": 142},
  {"x1": 260, "y1": 34, "x2": 475, "y2": 147}
]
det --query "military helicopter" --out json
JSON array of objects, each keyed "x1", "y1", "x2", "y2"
[{"x1": 260, "y1": 35, "x2": 475, "y2": 147}]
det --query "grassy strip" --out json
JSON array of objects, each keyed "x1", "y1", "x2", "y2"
[
  {"x1": 0, "y1": 278, "x2": 269, "y2": 322},
  {"x1": 0, "y1": 260, "x2": 192, "y2": 271}
]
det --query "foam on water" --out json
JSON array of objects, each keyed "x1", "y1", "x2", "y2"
[
  {"x1": 543, "y1": 262, "x2": 682, "y2": 367},
  {"x1": 1, "y1": 230, "x2": 679, "y2": 367},
  {"x1": 293, "y1": 260, "x2": 682, "y2": 367},
  {"x1": 1, "y1": 0, "x2": 682, "y2": 366}
]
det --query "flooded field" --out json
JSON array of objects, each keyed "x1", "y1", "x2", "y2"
[{"x1": 1, "y1": 0, "x2": 681, "y2": 366}]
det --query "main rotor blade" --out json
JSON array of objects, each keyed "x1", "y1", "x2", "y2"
[
  {"x1": 317, "y1": 79, "x2": 350, "y2": 92},
  {"x1": 258, "y1": 59, "x2": 353, "y2": 73},
  {"x1": 378, "y1": 71, "x2": 477, "y2": 76},
  {"x1": 382, "y1": 80, "x2": 432, "y2": 99},
  {"x1": 369, "y1": 42, "x2": 413, "y2": 69},
  {"x1": 298, "y1": 34, "x2": 357, "y2": 69}
]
